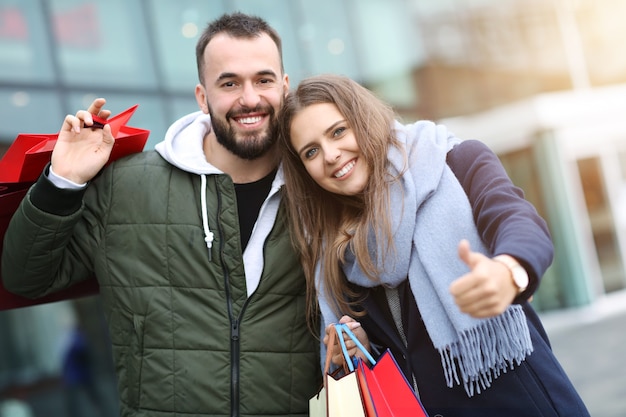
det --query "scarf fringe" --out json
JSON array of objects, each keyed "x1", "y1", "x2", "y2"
[{"x1": 438, "y1": 305, "x2": 533, "y2": 397}]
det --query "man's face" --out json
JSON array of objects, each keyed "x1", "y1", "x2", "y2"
[{"x1": 196, "y1": 33, "x2": 289, "y2": 160}]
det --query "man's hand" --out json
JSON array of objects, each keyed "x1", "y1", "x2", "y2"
[
  {"x1": 449, "y1": 239, "x2": 518, "y2": 318},
  {"x1": 51, "y1": 98, "x2": 114, "y2": 184}
]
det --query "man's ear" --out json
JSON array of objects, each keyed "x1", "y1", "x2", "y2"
[
  {"x1": 282, "y1": 74, "x2": 290, "y2": 98},
  {"x1": 195, "y1": 84, "x2": 209, "y2": 113}
]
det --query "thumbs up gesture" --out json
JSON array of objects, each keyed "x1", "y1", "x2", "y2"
[{"x1": 448, "y1": 239, "x2": 518, "y2": 318}]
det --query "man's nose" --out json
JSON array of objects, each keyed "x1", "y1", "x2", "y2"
[{"x1": 239, "y1": 83, "x2": 261, "y2": 108}]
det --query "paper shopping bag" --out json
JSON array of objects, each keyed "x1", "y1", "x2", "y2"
[
  {"x1": 0, "y1": 134, "x2": 57, "y2": 182},
  {"x1": 309, "y1": 323, "x2": 369, "y2": 417},
  {"x1": 309, "y1": 386, "x2": 327, "y2": 417},
  {"x1": 0, "y1": 104, "x2": 146, "y2": 183},
  {"x1": 333, "y1": 324, "x2": 430, "y2": 417},
  {"x1": 327, "y1": 369, "x2": 367, "y2": 417},
  {"x1": 0, "y1": 181, "x2": 100, "y2": 309},
  {"x1": 357, "y1": 350, "x2": 429, "y2": 417},
  {"x1": 0, "y1": 104, "x2": 149, "y2": 310}
]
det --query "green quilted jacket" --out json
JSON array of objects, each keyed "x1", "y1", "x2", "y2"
[{"x1": 2, "y1": 142, "x2": 321, "y2": 416}]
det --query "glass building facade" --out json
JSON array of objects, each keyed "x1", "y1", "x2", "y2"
[{"x1": 0, "y1": 0, "x2": 424, "y2": 151}]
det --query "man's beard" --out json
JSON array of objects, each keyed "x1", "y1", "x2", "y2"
[{"x1": 208, "y1": 103, "x2": 279, "y2": 160}]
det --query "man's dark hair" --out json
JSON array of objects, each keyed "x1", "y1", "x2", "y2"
[{"x1": 195, "y1": 12, "x2": 284, "y2": 84}]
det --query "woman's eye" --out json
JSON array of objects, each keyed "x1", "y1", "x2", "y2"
[
  {"x1": 304, "y1": 148, "x2": 318, "y2": 159},
  {"x1": 332, "y1": 127, "x2": 346, "y2": 137}
]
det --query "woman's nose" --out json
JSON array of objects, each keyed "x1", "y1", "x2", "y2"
[{"x1": 324, "y1": 146, "x2": 341, "y2": 164}]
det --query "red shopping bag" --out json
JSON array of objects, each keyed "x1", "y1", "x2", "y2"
[
  {"x1": 335, "y1": 324, "x2": 430, "y2": 417},
  {"x1": 357, "y1": 350, "x2": 429, "y2": 417},
  {"x1": 0, "y1": 105, "x2": 149, "y2": 310},
  {"x1": 0, "y1": 104, "x2": 144, "y2": 183}
]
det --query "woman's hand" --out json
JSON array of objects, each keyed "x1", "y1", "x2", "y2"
[
  {"x1": 323, "y1": 315, "x2": 372, "y2": 366},
  {"x1": 449, "y1": 239, "x2": 519, "y2": 318}
]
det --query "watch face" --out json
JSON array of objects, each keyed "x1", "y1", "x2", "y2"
[{"x1": 494, "y1": 255, "x2": 528, "y2": 292}]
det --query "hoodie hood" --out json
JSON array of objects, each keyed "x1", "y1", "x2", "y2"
[
  {"x1": 155, "y1": 111, "x2": 224, "y2": 175},
  {"x1": 155, "y1": 110, "x2": 287, "y2": 189},
  {"x1": 155, "y1": 110, "x2": 287, "y2": 298}
]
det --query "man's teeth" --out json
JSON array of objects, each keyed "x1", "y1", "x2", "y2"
[
  {"x1": 335, "y1": 160, "x2": 355, "y2": 178},
  {"x1": 238, "y1": 116, "x2": 262, "y2": 124}
]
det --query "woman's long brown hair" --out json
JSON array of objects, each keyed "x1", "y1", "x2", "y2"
[{"x1": 277, "y1": 74, "x2": 404, "y2": 332}]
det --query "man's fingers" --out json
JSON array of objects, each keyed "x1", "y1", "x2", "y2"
[
  {"x1": 102, "y1": 124, "x2": 114, "y2": 144},
  {"x1": 63, "y1": 114, "x2": 81, "y2": 133},
  {"x1": 86, "y1": 98, "x2": 107, "y2": 115},
  {"x1": 84, "y1": 98, "x2": 111, "y2": 126},
  {"x1": 77, "y1": 109, "x2": 105, "y2": 127}
]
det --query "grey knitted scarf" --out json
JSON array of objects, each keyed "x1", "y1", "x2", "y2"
[{"x1": 317, "y1": 120, "x2": 533, "y2": 396}]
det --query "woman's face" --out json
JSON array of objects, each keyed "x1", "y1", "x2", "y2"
[{"x1": 289, "y1": 103, "x2": 368, "y2": 196}]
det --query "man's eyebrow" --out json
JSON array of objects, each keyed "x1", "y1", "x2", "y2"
[
  {"x1": 215, "y1": 70, "x2": 278, "y2": 83},
  {"x1": 215, "y1": 72, "x2": 237, "y2": 84},
  {"x1": 257, "y1": 69, "x2": 278, "y2": 78}
]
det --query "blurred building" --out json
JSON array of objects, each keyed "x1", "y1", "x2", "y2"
[{"x1": 1, "y1": 0, "x2": 625, "y2": 414}]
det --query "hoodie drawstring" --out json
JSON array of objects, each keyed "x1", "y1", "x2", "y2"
[{"x1": 200, "y1": 174, "x2": 214, "y2": 261}]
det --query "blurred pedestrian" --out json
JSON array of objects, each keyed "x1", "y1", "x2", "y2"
[{"x1": 61, "y1": 324, "x2": 103, "y2": 417}]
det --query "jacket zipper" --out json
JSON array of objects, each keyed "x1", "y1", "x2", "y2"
[{"x1": 215, "y1": 181, "x2": 254, "y2": 417}]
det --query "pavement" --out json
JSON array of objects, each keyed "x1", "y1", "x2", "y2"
[{"x1": 539, "y1": 289, "x2": 626, "y2": 417}]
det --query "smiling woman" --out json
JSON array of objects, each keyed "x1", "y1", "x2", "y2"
[
  {"x1": 277, "y1": 74, "x2": 591, "y2": 417},
  {"x1": 289, "y1": 103, "x2": 368, "y2": 196}
]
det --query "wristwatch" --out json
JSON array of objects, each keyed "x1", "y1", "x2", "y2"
[{"x1": 493, "y1": 255, "x2": 529, "y2": 294}]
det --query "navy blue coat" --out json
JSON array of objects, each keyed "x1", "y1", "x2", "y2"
[{"x1": 351, "y1": 140, "x2": 590, "y2": 417}]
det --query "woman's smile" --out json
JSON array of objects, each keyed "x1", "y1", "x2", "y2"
[{"x1": 333, "y1": 159, "x2": 357, "y2": 179}]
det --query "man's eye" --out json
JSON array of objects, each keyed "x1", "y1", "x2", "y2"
[{"x1": 222, "y1": 81, "x2": 236, "y2": 88}]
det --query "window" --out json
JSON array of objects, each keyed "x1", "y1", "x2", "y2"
[
  {"x1": 578, "y1": 156, "x2": 626, "y2": 292},
  {"x1": 0, "y1": 1, "x2": 55, "y2": 84},
  {"x1": 49, "y1": 0, "x2": 157, "y2": 89}
]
